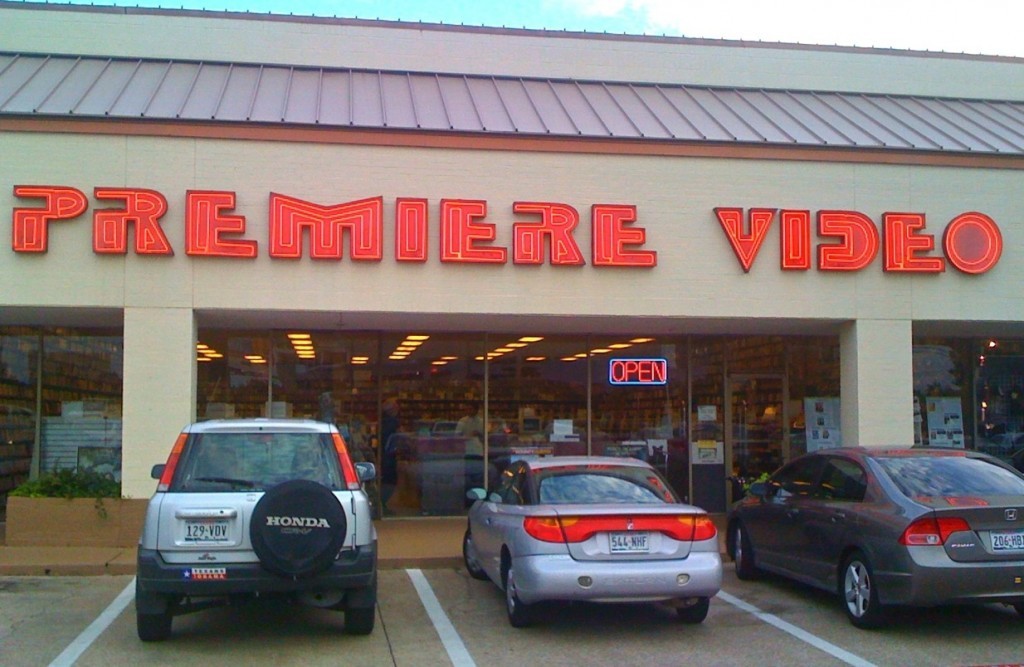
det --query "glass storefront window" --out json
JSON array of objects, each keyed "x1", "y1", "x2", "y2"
[
  {"x1": 188, "y1": 328, "x2": 848, "y2": 517},
  {"x1": 268, "y1": 331, "x2": 379, "y2": 461},
  {"x1": 487, "y1": 335, "x2": 588, "y2": 462},
  {"x1": 690, "y1": 337, "x2": 726, "y2": 507},
  {"x1": 590, "y1": 337, "x2": 688, "y2": 498},
  {"x1": 973, "y1": 339, "x2": 1024, "y2": 464},
  {"x1": 1, "y1": 327, "x2": 125, "y2": 508},
  {"x1": 378, "y1": 333, "x2": 487, "y2": 516},
  {"x1": 725, "y1": 337, "x2": 785, "y2": 483},
  {"x1": 912, "y1": 340, "x2": 972, "y2": 449},
  {"x1": 40, "y1": 330, "x2": 123, "y2": 478},
  {"x1": 0, "y1": 329, "x2": 38, "y2": 505},
  {"x1": 197, "y1": 330, "x2": 270, "y2": 419},
  {"x1": 786, "y1": 337, "x2": 841, "y2": 458}
]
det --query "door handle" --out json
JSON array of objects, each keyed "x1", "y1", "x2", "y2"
[
  {"x1": 830, "y1": 512, "x2": 847, "y2": 523},
  {"x1": 786, "y1": 509, "x2": 800, "y2": 519}
]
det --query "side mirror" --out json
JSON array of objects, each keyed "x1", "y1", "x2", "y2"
[
  {"x1": 355, "y1": 462, "x2": 376, "y2": 483},
  {"x1": 466, "y1": 487, "x2": 486, "y2": 501},
  {"x1": 150, "y1": 464, "x2": 165, "y2": 480}
]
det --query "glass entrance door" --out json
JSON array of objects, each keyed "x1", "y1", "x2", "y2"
[{"x1": 727, "y1": 375, "x2": 785, "y2": 487}]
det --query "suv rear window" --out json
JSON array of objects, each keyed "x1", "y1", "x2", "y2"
[
  {"x1": 876, "y1": 455, "x2": 1024, "y2": 500},
  {"x1": 171, "y1": 431, "x2": 343, "y2": 492}
]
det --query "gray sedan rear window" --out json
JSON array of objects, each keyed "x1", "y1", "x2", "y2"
[{"x1": 876, "y1": 455, "x2": 1024, "y2": 499}]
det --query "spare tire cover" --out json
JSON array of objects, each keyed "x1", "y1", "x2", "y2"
[{"x1": 250, "y1": 480, "x2": 348, "y2": 578}]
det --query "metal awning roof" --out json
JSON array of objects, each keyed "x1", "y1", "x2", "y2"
[{"x1": 3, "y1": 52, "x2": 1024, "y2": 155}]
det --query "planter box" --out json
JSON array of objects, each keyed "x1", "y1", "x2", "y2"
[{"x1": 5, "y1": 496, "x2": 147, "y2": 548}]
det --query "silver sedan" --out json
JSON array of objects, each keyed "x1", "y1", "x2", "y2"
[{"x1": 462, "y1": 455, "x2": 722, "y2": 627}]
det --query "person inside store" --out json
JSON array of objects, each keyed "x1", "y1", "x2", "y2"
[{"x1": 456, "y1": 401, "x2": 485, "y2": 455}]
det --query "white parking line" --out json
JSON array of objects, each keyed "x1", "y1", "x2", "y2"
[
  {"x1": 49, "y1": 577, "x2": 136, "y2": 667},
  {"x1": 406, "y1": 569, "x2": 476, "y2": 667},
  {"x1": 717, "y1": 590, "x2": 877, "y2": 667}
]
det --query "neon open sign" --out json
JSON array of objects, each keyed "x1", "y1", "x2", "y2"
[{"x1": 609, "y1": 358, "x2": 668, "y2": 386}]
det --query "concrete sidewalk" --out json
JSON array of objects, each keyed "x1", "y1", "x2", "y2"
[{"x1": 0, "y1": 515, "x2": 729, "y2": 576}]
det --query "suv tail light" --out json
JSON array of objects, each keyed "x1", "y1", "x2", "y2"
[
  {"x1": 899, "y1": 516, "x2": 971, "y2": 546},
  {"x1": 156, "y1": 432, "x2": 188, "y2": 492},
  {"x1": 331, "y1": 433, "x2": 361, "y2": 490},
  {"x1": 523, "y1": 514, "x2": 717, "y2": 543}
]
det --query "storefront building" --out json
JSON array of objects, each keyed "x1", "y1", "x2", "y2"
[{"x1": 1, "y1": 3, "x2": 1023, "y2": 521}]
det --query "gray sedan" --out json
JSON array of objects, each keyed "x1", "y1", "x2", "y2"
[
  {"x1": 462, "y1": 455, "x2": 722, "y2": 627},
  {"x1": 727, "y1": 447, "x2": 1024, "y2": 628}
]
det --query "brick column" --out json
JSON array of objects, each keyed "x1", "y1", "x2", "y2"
[{"x1": 840, "y1": 319, "x2": 915, "y2": 448}]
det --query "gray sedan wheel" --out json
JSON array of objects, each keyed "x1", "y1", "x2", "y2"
[
  {"x1": 732, "y1": 523, "x2": 759, "y2": 580},
  {"x1": 463, "y1": 530, "x2": 489, "y2": 581},
  {"x1": 1014, "y1": 602, "x2": 1024, "y2": 618},
  {"x1": 842, "y1": 551, "x2": 886, "y2": 629},
  {"x1": 504, "y1": 565, "x2": 535, "y2": 628}
]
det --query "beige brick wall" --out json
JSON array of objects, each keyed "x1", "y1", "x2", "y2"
[
  {"x1": 1, "y1": 133, "x2": 1019, "y2": 326},
  {"x1": 841, "y1": 320, "x2": 916, "y2": 447}
]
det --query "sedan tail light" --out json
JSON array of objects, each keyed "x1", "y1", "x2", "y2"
[
  {"x1": 523, "y1": 514, "x2": 717, "y2": 543},
  {"x1": 899, "y1": 516, "x2": 971, "y2": 546}
]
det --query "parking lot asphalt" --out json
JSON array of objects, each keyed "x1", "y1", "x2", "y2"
[{"x1": 5, "y1": 565, "x2": 1024, "y2": 667}]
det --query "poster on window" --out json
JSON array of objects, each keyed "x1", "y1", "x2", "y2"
[
  {"x1": 691, "y1": 439, "x2": 724, "y2": 465},
  {"x1": 805, "y1": 397, "x2": 841, "y2": 451},
  {"x1": 926, "y1": 397, "x2": 965, "y2": 448}
]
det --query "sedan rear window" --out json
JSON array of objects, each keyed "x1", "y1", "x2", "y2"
[
  {"x1": 172, "y1": 432, "x2": 342, "y2": 491},
  {"x1": 536, "y1": 466, "x2": 678, "y2": 504},
  {"x1": 876, "y1": 455, "x2": 1024, "y2": 500}
]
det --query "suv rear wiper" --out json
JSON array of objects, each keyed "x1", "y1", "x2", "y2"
[{"x1": 194, "y1": 476, "x2": 256, "y2": 488}]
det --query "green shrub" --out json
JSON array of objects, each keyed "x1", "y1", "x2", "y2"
[{"x1": 10, "y1": 468, "x2": 121, "y2": 500}]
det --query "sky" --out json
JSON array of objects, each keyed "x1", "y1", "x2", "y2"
[{"x1": 20, "y1": 0, "x2": 1024, "y2": 58}]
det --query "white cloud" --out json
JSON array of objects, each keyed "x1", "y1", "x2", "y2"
[{"x1": 557, "y1": 0, "x2": 1024, "y2": 56}]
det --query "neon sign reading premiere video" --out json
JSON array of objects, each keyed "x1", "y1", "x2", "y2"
[{"x1": 8, "y1": 186, "x2": 1005, "y2": 274}]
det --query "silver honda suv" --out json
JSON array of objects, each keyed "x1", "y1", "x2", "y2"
[{"x1": 136, "y1": 418, "x2": 377, "y2": 641}]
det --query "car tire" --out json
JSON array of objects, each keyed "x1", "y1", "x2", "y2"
[
  {"x1": 463, "y1": 530, "x2": 489, "y2": 581},
  {"x1": 675, "y1": 597, "x2": 710, "y2": 624},
  {"x1": 1014, "y1": 602, "x2": 1024, "y2": 618},
  {"x1": 249, "y1": 479, "x2": 348, "y2": 578},
  {"x1": 841, "y1": 551, "x2": 886, "y2": 629},
  {"x1": 732, "y1": 523, "x2": 759, "y2": 581},
  {"x1": 137, "y1": 608, "x2": 172, "y2": 642},
  {"x1": 345, "y1": 606, "x2": 376, "y2": 635},
  {"x1": 504, "y1": 564, "x2": 534, "y2": 628}
]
